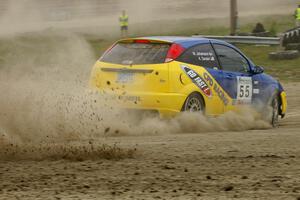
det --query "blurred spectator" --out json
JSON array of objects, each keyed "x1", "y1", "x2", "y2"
[
  {"x1": 295, "y1": 4, "x2": 300, "y2": 27},
  {"x1": 119, "y1": 10, "x2": 128, "y2": 38}
]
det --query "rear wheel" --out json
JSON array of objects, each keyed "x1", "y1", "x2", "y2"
[{"x1": 183, "y1": 93, "x2": 205, "y2": 113}]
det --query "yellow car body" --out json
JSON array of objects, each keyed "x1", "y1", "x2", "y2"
[{"x1": 91, "y1": 61, "x2": 236, "y2": 117}]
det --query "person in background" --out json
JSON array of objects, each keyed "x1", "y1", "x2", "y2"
[
  {"x1": 252, "y1": 22, "x2": 266, "y2": 34},
  {"x1": 295, "y1": 4, "x2": 300, "y2": 27},
  {"x1": 119, "y1": 10, "x2": 129, "y2": 38}
]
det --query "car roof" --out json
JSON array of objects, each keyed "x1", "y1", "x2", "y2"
[
  {"x1": 133, "y1": 36, "x2": 254, "y2": 66},
  {"x1": 124, "y1": 36, "x2": 230, "y2": 49}
]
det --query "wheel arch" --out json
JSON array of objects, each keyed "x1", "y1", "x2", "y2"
[{"x1": 181, "y1": 91, "x2": 206, "y2": 111}]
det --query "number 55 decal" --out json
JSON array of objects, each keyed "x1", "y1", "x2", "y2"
[{"x1": 237, "y1": 76, "x2": 252, "y2": 102}]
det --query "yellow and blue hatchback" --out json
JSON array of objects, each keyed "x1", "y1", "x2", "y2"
[{"x1": 90, "y1": 36, "x2": 287, "y2": 126}]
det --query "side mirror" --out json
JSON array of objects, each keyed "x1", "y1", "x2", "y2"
[{"x1": 252, "y1": 66, "x2": 264, "y2": 74}]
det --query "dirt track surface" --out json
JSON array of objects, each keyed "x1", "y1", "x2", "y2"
[{"x1": 0, "y1": 83, "x2": 300, "y2": 200}]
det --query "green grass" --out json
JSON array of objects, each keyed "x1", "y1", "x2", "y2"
[
  {"x1": 238, "y1": 45, "x2": 300, "y2": 82},
  {"x1": 237, "y1": 15, "x2": 295, "y2": 36}
]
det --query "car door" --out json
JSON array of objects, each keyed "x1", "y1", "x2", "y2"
[
  {"x1": 176, "y1": 43, "x2": 223, "y2": 82},
  {"x1": 175, "y1": 43, "x2": 225, "y2": 115},
  {"x1": 212, "y1": 43, "x2": 256, "y2": 110}
]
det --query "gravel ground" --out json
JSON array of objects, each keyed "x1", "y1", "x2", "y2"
[{"x1": 0, "y1": 83, "x2": 299, "y2": 200}]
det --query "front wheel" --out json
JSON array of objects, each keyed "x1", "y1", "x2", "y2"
[
  {"x1": 183, "y1": 93, "x2": 205, "y2": 113},
  {"x1": 270, "y1": 96, "x2": 279, "y2": 127},
  {"x1": 263, "y1": 95, "x2": 279, "y2": 127}
]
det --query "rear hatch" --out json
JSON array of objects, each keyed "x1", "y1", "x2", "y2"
[{"x1": 90, "y1": 39, "x2": 171, "y2": 94}]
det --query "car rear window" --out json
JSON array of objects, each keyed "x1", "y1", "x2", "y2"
[{"x1": 100, "y1": 42, "x2": 170, "y2": 65}]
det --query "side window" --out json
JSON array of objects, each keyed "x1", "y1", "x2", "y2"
[
  {"x1": 177, "y1": 44, "x2": 220, "y2": 69},
  {"x1": 213, "y1": 44, "x2": 250, "y2": 73}
]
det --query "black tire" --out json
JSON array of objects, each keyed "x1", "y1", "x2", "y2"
[
  {"x1": 182, "y1": 93, "x2": 205, "y2": 113},
  {"x1": 269, "y1": 50, "x2": 299, "y2": 60},
  {"x1": 263, "y1": 95, "x2": 279, "y2": 127},
  {"x1": 286, "y1": 43, "x2": 300, "y2": 51}
]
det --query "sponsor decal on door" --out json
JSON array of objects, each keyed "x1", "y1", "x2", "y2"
[{"x1": 181, "y1": 65, "x2": 212, "y2": 98}]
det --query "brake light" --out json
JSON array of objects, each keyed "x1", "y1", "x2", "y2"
[
  {"x1": 134, "y1": 39, "x2": 150, "y2": 44},
  {"x1": 165, "y1": 43, "x2": 185, "y2": 63}
]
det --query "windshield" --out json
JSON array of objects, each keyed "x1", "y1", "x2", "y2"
[{"x1": 100, "y1": 42, "x2": 170, "y2": 65}]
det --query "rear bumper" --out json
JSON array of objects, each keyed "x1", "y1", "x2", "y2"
[{"x1": 98, "y1": 91, "x2": 187, "y2": 117}]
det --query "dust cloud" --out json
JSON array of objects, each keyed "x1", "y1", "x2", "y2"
[
  {"x1": 0, "y1": 31, "x2": 139, "y2": 160},
  {"x1": 0, "y1": 31, "x2": 96, "y2": 142}
]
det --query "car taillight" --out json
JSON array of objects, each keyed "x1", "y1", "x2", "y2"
[{"x1": 165, "y1": 43, "x2": 185, "y2": 63}]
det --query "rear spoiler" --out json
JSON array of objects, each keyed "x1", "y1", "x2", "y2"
[{"x1": 117, "y1": 38, "x2": 171, "y2": 44}]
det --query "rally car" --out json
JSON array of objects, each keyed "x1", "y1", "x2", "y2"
[{"x1": 90, "y1": 36, "x2": 287, "y2": 126}]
